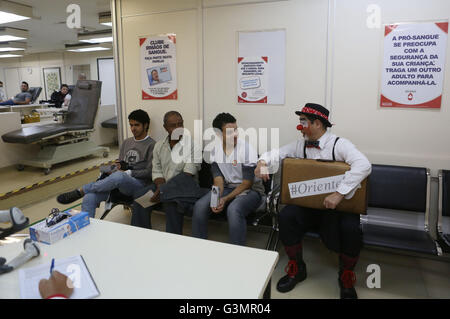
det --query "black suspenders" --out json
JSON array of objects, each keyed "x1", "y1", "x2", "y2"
[{"x1": 303, "y1": 137, "x2": 340, "y2": 161}]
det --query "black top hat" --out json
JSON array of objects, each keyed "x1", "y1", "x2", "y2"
[{"x1": 295, "y1": 103, "x2": 332, "y2": 127}]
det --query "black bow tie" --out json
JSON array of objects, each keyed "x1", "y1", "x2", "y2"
[{"x1": 305, "y1": 140, "x2": 320, "y2": 149}]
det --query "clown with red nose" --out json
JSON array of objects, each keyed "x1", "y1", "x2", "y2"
[{"x1": 255, "y1": 103, "x2": 372, "y2": 299}]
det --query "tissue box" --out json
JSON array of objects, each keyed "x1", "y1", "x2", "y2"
[{"x1": 30, "y1": 210, "x2": 90, "y2": 245}]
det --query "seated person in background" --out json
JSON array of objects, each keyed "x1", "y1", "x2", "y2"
[
  {"x1": 0, "y1": 81, "x2": 7, "y2": 102},
  {"x1": 192, "y1": 113, "x2": 264, "y2": 246},
  {"x1": 132, "y1": 111, "x2": 201, "y2": 234},
  {"x1": 255, "y1": 103, "x2": 371, "y2": 299},
  {"x1": 57, "y1": 109, "x2": 156, "y2": 218},
  {"x1": 0, "y1": 82, "x2": 32, "y2": 105},
  {"x1": 50, "y1": 84, "x2": 71, "y2": 108}
]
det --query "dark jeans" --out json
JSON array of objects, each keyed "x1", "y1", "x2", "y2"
[
  {"x1": 0, "y1": 99, "x2": 15, "y2": 105},
  {"x1": 192, "y1": 188, "x2": 262, "y2": 246},
  {"x1": 279, "y1": 205, "x2": 362, "y2": 257},
  {"x1": 163, "y1": 201, "x2": 194, "y2": 235},
  {"x1": 130, "y1": 184, "x2": 157, "y2": 229}
]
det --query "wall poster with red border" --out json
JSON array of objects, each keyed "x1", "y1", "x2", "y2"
[
  {"x1": 380, "y1": 21, "x2": 448, "y2": 108},
  {"x1": 140, "y1": 34, "x2": 177, "y2": 100}
]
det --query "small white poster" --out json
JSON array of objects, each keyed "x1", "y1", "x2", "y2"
[
  {"x1": 140, "y1": 34, "x2": 177, "y2": 100},
  {"x1": 237, "y1": 56, "x2": 268, "y2": 103},
  {"x1": 380, "y1": 22, "x2": 448, "y2": 108}
]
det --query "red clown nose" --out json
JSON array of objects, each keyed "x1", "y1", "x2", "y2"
[{"x1": 296, "y1": 124, "x2": 304, "y2": 131}]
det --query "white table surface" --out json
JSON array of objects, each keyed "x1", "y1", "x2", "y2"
[{"x1": 0, "y1": 219, "x2": 279, "y2": 299}]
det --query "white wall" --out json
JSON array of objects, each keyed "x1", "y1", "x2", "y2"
[
  {"x1": 203, "y1": 0, "x2": 328, "y2": 149},
  {"x1": 117, "y1": 0, "x2": 202, "y2": 141},
  {"x1": 115, "y1": 0, "x2": 450, "y2": 175},
  {"x1": 331, "y1": 0, "x2": 450, "y2": 176}
]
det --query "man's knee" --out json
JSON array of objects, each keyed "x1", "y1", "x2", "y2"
[
  {"x1": 226, "y1": 200, "x2": 250, "y2": 221},
  {"x1": 194, "y1": 193, "x2": 211, "y2": 214},
  {"x1": 82, "y1": 193, "x2": 100, "y2": 207},
  {"x1": 279, "y1": 205, "x2": 301, "y2": 224},
  {"x1": 108, "y1": 171, "x2": 127, "y2": 185}
]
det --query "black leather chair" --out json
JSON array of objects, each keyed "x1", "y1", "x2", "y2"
[
  {"x1": 361, "y1": 164, "x2": 441, "y2": 255},
  {"x1": 100, "y1": 188, "x2": 135, "y2": 220},
  {"x1": 101, "y1": 116, "x2": 118, "y2": 129},
  {"x1": 437, "y1": 170, "x2": 450, "y2": 253},
  {"x1": 28, "y1": 87, "x2": 42, "y2": 104},
  {"x1": 2, "y1": 81, "x2": 109, "y2": 174}
]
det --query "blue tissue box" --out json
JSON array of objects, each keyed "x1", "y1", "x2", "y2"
[{"x1": 30, "y1": 210, "x2": 90, "y2": 245}]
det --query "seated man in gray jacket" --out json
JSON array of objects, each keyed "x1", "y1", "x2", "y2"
[
  {"x1": 57, "y1": 109, "x2": 156, "y2": 220},
  {"x1": 132, "y1": 110, "x2": 202, "y2": 233}
]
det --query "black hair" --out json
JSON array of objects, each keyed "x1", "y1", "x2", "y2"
[
  {"x1": 212, "y1": 113, "x2": 237, "y2": 132},
  {"x1": 61, "y1": 84, "x2": 69, "y2": 89},
  {"x1": 163, "y1": 111, "x2": 182, "y2": 125},
  {"x1": 128, "y1": 109, "x2": 150, "y2": 132},
  {"x1": 304, "y1": 113, "x2": 328, "y2": 130},
  {"x1": 0, "y1": 81, "x2": 3, "y2": 85},
  {"x1": 22, "y1": 81, "x2": 29, "y2": 87}
]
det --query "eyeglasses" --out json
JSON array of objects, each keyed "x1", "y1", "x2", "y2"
[{"x1": 45, "y1": 208, "x2": 72, "y2": 227}]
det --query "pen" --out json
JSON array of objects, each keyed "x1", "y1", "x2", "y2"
[{"x1": 49, "y1": 258, "x2": 55, "y2": 276}]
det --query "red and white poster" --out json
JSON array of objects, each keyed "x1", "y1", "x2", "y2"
[
  {"x1": 380, "y1": 22, "x2": 448, "y2": 108},
  {"x1": 237, "y1": 56, "x2": 268, "y2": 103},
  {"x1": 140, "y1": 34, "x2": 177, "y2": 100}
]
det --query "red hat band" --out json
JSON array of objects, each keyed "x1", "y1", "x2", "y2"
[{"x1": 301, "y1": 107, "x2": 329, "y2": 121}]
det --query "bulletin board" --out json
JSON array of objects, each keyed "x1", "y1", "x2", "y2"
[{"x1": 237, "y1": 29, "x2": 286, "y2": 105}]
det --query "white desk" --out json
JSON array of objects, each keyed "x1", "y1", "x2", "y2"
[{"x1": 0, "y1": 219, "x2": 279, "y2": 299}]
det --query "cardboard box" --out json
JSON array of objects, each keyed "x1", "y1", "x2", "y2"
[
  {"x1": 30, "y1": 210, "x2": 90, "y2": 245},
  {"x1": 280, "y1": 158, "x2": 368, "y2": 214}
]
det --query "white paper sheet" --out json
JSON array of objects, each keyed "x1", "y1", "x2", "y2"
[
  {"x1": 19, "y1": 255, "x2": 99, "y2": 299},
  {"x1": 135, "y1": 189, "x2": 159, "y2": 208}
]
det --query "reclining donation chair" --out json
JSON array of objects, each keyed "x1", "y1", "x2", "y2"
[
  {"x1": 1, "y1": 80, "x2": 109, "y2": 174},
  {"x1": 28, "y1": 87, "x2": 42, "y2": 104}
]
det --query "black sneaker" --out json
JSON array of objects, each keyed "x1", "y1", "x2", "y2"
[
  {"x1": 338, "y1": 270, "x2": 358, "y2": 299},
  {"x1": 57, "y1": 189, "x2": 83, "y2": 204},
  {"x1": 276, "y1": 260, "x2": 307, "y2": 293}
]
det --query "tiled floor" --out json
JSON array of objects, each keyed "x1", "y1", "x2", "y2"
[
  {"x1": 0, "y1": 144, "x2": 119, "y2": 195},
  {"x1": 1, "y1": 154, "x2": 450, "y2": 299}
]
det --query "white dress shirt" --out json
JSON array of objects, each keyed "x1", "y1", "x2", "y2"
[{"x1": 259, "y1": 131, "x2": 372, "y2": 198}]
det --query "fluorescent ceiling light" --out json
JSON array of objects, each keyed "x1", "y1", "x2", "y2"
[
  {"x1": 78, "y1": 31, "x2": 113, "y2": 44},
  {"x1": 0, "y1": 27, "x2": 28, "y2": 42},
  {"x1": 0, "y1": 53, "x2": 22, "y2": 58},
  {"x1": 79, "y1": 36, "x2": 113, "y2": 44},
  {"x1": 66, "y1": 43, "x2": 112, "y2": 53},
  {"x1": 0, "y1": 35, "x2": 24, "y2": 41},
  {"x1": 0, "y1": 41, "x2": 26, "y2": 51},
  {"x1": 67, "y1": 47, "x2": 110, "y2": 52},
  {"x1": 98, "y1": 12, "x2": 111, "y2": 27},
  {"x1": 0, "y1": 1, "x2": 33, "y2": 25}
]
